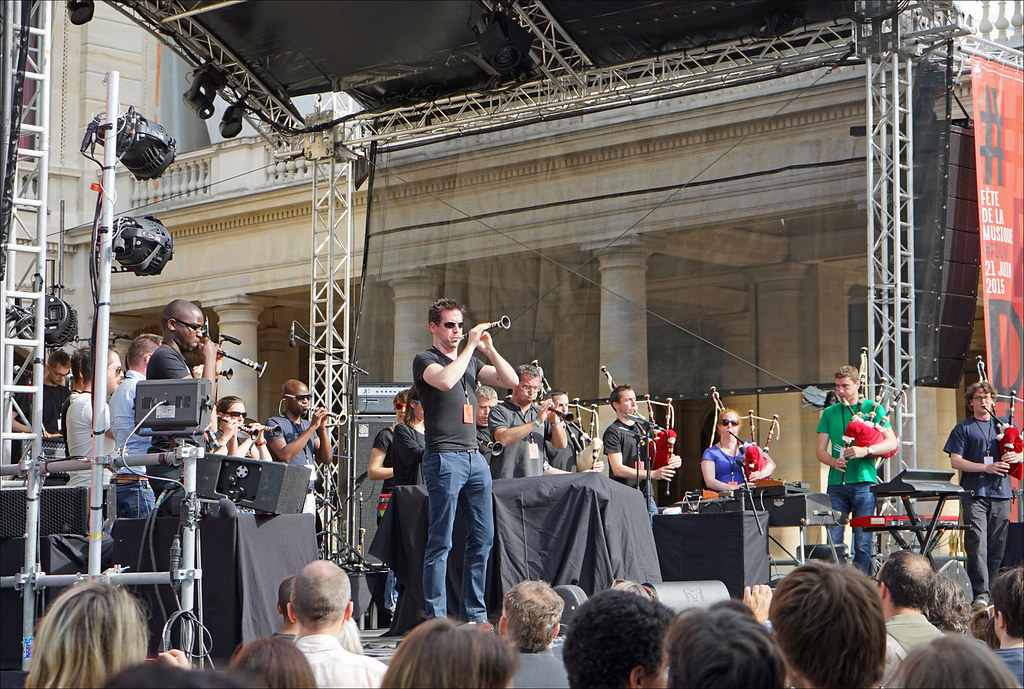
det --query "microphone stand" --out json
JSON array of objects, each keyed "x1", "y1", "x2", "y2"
[
  {"x1": 622, "y1": 419, "x2": 657, "y2": 509},
  {"x1": 729, "y1": 431, "x2": 764, "y2": 536}
]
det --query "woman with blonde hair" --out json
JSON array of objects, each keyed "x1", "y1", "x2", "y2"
[{"x1": 26, "y1": 581, "x2": 149, "y2": 688}]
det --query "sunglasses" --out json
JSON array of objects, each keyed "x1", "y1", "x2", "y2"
[
  {"x1": 221, "y1": 410, "x2": 246, "y2": 418},
  {"x1": 719, "y1": 420, "x2": 740, "y2": 427},
  {"x1": 174, "y1": 319, "x2": 204, "y2": 333},
  {"x1": 441, "y1": 321, "x2": 464, "y2": 329},
  {"x1": 394, "y1": 402, "x2": 406, "y2": 411},
  {"x1": 285, "y1": 393, "x2": 312, "y2": 401}
]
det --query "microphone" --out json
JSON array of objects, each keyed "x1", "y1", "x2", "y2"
[
  {"x1": 289, "y1": 322, "x2": 296, "y2": 348},
  {"x1": 218, "y1": 333, "x2": 242, "y2": 345},
  {"x1": 626, "y1": 413, "x2": 662, "y2": 430}
]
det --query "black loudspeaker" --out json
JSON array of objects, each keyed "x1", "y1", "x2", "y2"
[
  {"x1": 195, "y1": 454, "x2": 311, "y2": 514},
  {"x1": 552, "y1": 584, "x2": 588, "y2": 631},
  {"x1": 652, "y1": 512, "x2": 770, "y2": 598},
  {"x1": 352, "y1": 415, "x2": 394, "y2": 562},
  {"x1": 913, "y1": 107, "x2": 980, "y2": 387},
  {"x1": 0, "y1": 485, "x2": 116, "y2": 539},
  {"x1": 646, "y1": 580, "x2": 730, "y2": 612}
]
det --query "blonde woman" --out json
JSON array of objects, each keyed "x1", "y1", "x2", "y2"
[
  {"x1": 701, "y1": 408, "x2": 776, "y2": 492},
  {"x1": 26, "y1": 581, "x2": 187, "y2": 688}
]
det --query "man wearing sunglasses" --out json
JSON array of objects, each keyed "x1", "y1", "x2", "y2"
[
  {"x1": 413, "y1": 298, "x2": 518, "y2": 625},
  {"x1": 146, "y1": 299, "x2": 221, "y2": 496},
  {"x1": 488, "y1": 363, "x2": 566, "y2": 479},
  {"x1": 266, "y1": 379, "x2": 333, "y2": 513}
]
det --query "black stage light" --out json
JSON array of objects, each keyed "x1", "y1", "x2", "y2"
[
  {"x1": 90, "y1": 107, "x2": 177, "y2": 180},
  {"x1": 219, "y1": 103, "x2": 244, "y2": 138},
  {"x1": 473, "y1": 10, "x2": 534, "y2": 77},
  {"x1": 112, "y1": 215, "x2": 174, "y2": 276},
  {"x1": 182, "y1": 64, "x2": 223, "y2": 120},
  {"x1": 43, "y1": 295, "x2": 78, "y2": 346},
  {"x1": 66, "y1": 0, "x2": 94, "y2": 26}
]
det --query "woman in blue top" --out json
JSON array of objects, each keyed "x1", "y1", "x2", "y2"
[{"x1": 700, "y1": 408, "x2": 776, "y2": 492}]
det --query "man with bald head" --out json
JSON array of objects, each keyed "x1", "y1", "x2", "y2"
[
  {"x1": 267, "y1": 379, "x2": 332, "y2": 513},
  {"x1": 289, "y1": 560, "x2": 387, "y2": 688},
  {"x1": 146, "y1": 299, "x2": 219, "y2": 495},
  {"x1": 877, "y1": 549, "x2": 942, "y2": 682}
]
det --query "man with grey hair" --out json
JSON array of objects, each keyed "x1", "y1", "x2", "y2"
[
  {"x1": 498, "y1": 580, "x2": 569, "y2": 688},
  {"x1": 289, "y1": 560, "x2": 387, "y2": 688},
  {"x1": 475, "y1": 384, "x2": 499, "y2": 464},
  {"x1": 489, "y1": 363, "x2": 567, "y2": 478},
  {"x1": 877, "y1": 550, "x2": 942, "y2": 684}
]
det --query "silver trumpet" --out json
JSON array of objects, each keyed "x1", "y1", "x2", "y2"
[
  {"x1": 479, "y1": 439, "x2": 504, "y2": 455},
  {"x1": 459, "y1": 315, "x2": 511, "y2": 338}
]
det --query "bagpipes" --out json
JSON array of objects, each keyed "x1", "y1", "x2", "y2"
[
  {"x1": 710, "y1": 387, "x2": 779, "y2": 477},
  {"x1": 602, "y1": 365, "x2": 676, "y2": 468},
  {"x1": 535, "y1": 359, "x2": 605, "y2": 474},
  {"x1": 978, "y1": 357, "x2": 1023, "y2": 480},
  {"x1": 840, "y1": 347, "x2": 899, "y2": 461}
]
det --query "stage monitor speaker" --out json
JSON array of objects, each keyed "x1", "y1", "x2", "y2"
[
  {"x1": 552, "y1": 584, "x2": 588, "y2": 630},
  {"x1": 352, "y1": 415, "x2": 394, "y2": 562},
  {"x1": 913, "y1": 117, "x2": 980, "y2": 388},
  {"x1": 646, "y1": 580, "x2": 730, "y2": 612},
  {"x1": 0, "y1": 485, "x2": 116, "y2": 539},
  {"x1": 195, "y1": 454, "x2": 311, "y2": 514}
]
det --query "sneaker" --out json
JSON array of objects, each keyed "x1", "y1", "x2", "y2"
[{"x1": 971, "y1": 594, "x2": 990, "y2": 611}]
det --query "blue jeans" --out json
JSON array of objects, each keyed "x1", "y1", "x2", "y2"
[
  {"x1": 422, "y1": 450, "x2": 494, "y2": 622},
  {"x1": 827, "y1": 482, "x2": 875, "y2": 574},
  {"x1": 115, "y1": 479, "x2": 156, "y2": 519}
]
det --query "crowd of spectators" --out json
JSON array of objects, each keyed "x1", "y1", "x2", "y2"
[{"x1": 18, "y1": 557, "x2": 1023, "y2": 688}]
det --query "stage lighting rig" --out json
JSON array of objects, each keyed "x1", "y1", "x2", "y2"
[
  {"x1": 112, "y1": 215, "x2": 174, "y2": 276},
  {"x1": 66, "y1": 0, "x2": 94, "y2": 25},
  {"x1": 83, "y1": 106, "x2": 177, "y2": 180},
  {"x1": 472, "y1": 10, "x2": 534, "y2": 77},
  {"x1": 219, "y1": 103, "x2": 245, "y2": 138},
  {"x1": 183, "y1": 64, "x2": 224, "y2": 120},
  {"x1": 4, "y1": 295, "x2": 78, "y2": 346}
]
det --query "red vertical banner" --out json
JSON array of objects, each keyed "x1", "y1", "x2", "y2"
[{"x1": 971, "y1": 57, "x2": 1023, "y2": 427}]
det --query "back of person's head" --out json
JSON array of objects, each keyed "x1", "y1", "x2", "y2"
[
  {"x1": 228, "y1": 636, "x2": 315, "y2": 689},
  {"x1": 502, "y1": 580, "x2": 563, "y2": 652},
  {"x1": 769, "y1": 561, "x2": 886, "y2": 689},
  {"x1": 608, "y1": 579, "x2": 656, "y2": 600},
  {"x1": 381, "y1": 617, "x2": 518, "y2": 689},
  {"x1": 104, "y1": 664, "x2": 261, "y2": 688},
  {"x1": 26, "y1": 581, "x2": 147, "y2": 688},
  {"x1": 878, "y1": 550, "x2": 933, "y2": 611},
  {"x1": 889, "y1": 634, "x2": 1020, "y2": 688},
  {"x1": 924, "y1": 572, "x2": 971, "y2": 634},
  {"x1": 970, "y1": 606, "x2": 1000, "y2": 649},
  {"x1": 289, "y1": 560, "x2": 350, "y2": 630},
  {"x1": 126, "y1": 333, "x2": 162, "y2": 369},
  {"x1": 277, "y1": 576, "x2": 295, "y2": 621},
  {"x1": 665, "y1": 603, "x2": 785, "y2": 689},
  {"x1": 563, "y1": 589, "x2": 673, "y2": 689},
  {"x1": 990, "y1": 564, "x2": 1024, "y2": 640},
  {"x1": 70, "y1": 346, "x2": 94, "y2": 383}
]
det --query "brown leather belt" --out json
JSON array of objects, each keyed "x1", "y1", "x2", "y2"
[{"x1": 111, "y1": 474, "x2": 148, "y2": 483}]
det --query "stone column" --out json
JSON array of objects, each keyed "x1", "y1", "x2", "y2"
[
  {"x1": 390, "y1": 274, "x2": 438, "y2": 382},
  {"x1": 211, "y1": 299, "x2": 263, "y2": 411},
  {"x1": 598, "y1": 245, "x2": 651, "y2": 392}
]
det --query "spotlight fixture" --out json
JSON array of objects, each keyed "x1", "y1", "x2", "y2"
[
  {"x1": 66, "y1": 0, "x2": 94, "y2": 25},
  {"x1": 473, "y1": 10, "x2": 534, "y2": 77},
  {"x1": 87, "y1": 106, "x2": 177, "y2": 180},
  {"x1": 5, "y1": 296, "x2": 78, "y2": 346},
  {"x1": 182, "y1": 64, "x2": 224, "y2": 120},
  {"x1": 219, "y1": 103, "x2": 245, "y2": 139},
  {"x1": 112, "y1": 215, "x2": 174, "y2": 276}
]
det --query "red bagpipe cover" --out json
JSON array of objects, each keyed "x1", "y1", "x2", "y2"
[
  {"x1": 652, "y1": 429, "x2": 677, "y2": 469},
  {"x1": 997, "y1": 426, "x2": 1023, "y2": 479},
  {"x1": 743, "y1": 444, "x2": 767, "y2": 475},
  {"x1": 844, "y1": 415, "x2": 899, "y2": 459}
]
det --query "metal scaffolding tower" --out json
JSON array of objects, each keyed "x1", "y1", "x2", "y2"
[{"x1": 2, "y1": 0, "x2": 51, "y2": 476}]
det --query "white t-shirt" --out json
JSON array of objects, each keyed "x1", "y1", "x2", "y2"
[{"x1": 65, "y1": 391, "x2": 114, "y2": 487}]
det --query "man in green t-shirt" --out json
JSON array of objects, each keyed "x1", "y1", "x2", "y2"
[{"x1": 815, "y1": 365, "x2": 899, "y2": 573}]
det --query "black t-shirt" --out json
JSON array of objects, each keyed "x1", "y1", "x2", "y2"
[
  {"x1": 488, "y1": 399, "x2": 549, "y2": 479},
  {"x1": 390, "y1": 423, "x2": 426, "y2": 486},
  {"x1": 13, "y1": 384, "x2": 71, "y2": 435},
  {"x1": 547, "y1": 424, "x2": 582, "y2": 472},
  {"x1": 145, "y1": 344, "x2": 193, "y2": 466},
  {"x1": 413, "y1": 347, "x2": 485, "y2": 453},
  {"x1": 373, "y1": 426, "x2": 396, "y2": 494},
  {"x1": 603, "y1": 419, "x2": 647, "y2": 489}
]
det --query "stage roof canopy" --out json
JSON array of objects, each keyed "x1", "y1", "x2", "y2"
[{"x1": 111, "y1": 0, "x2": 856, "y2": 142}]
